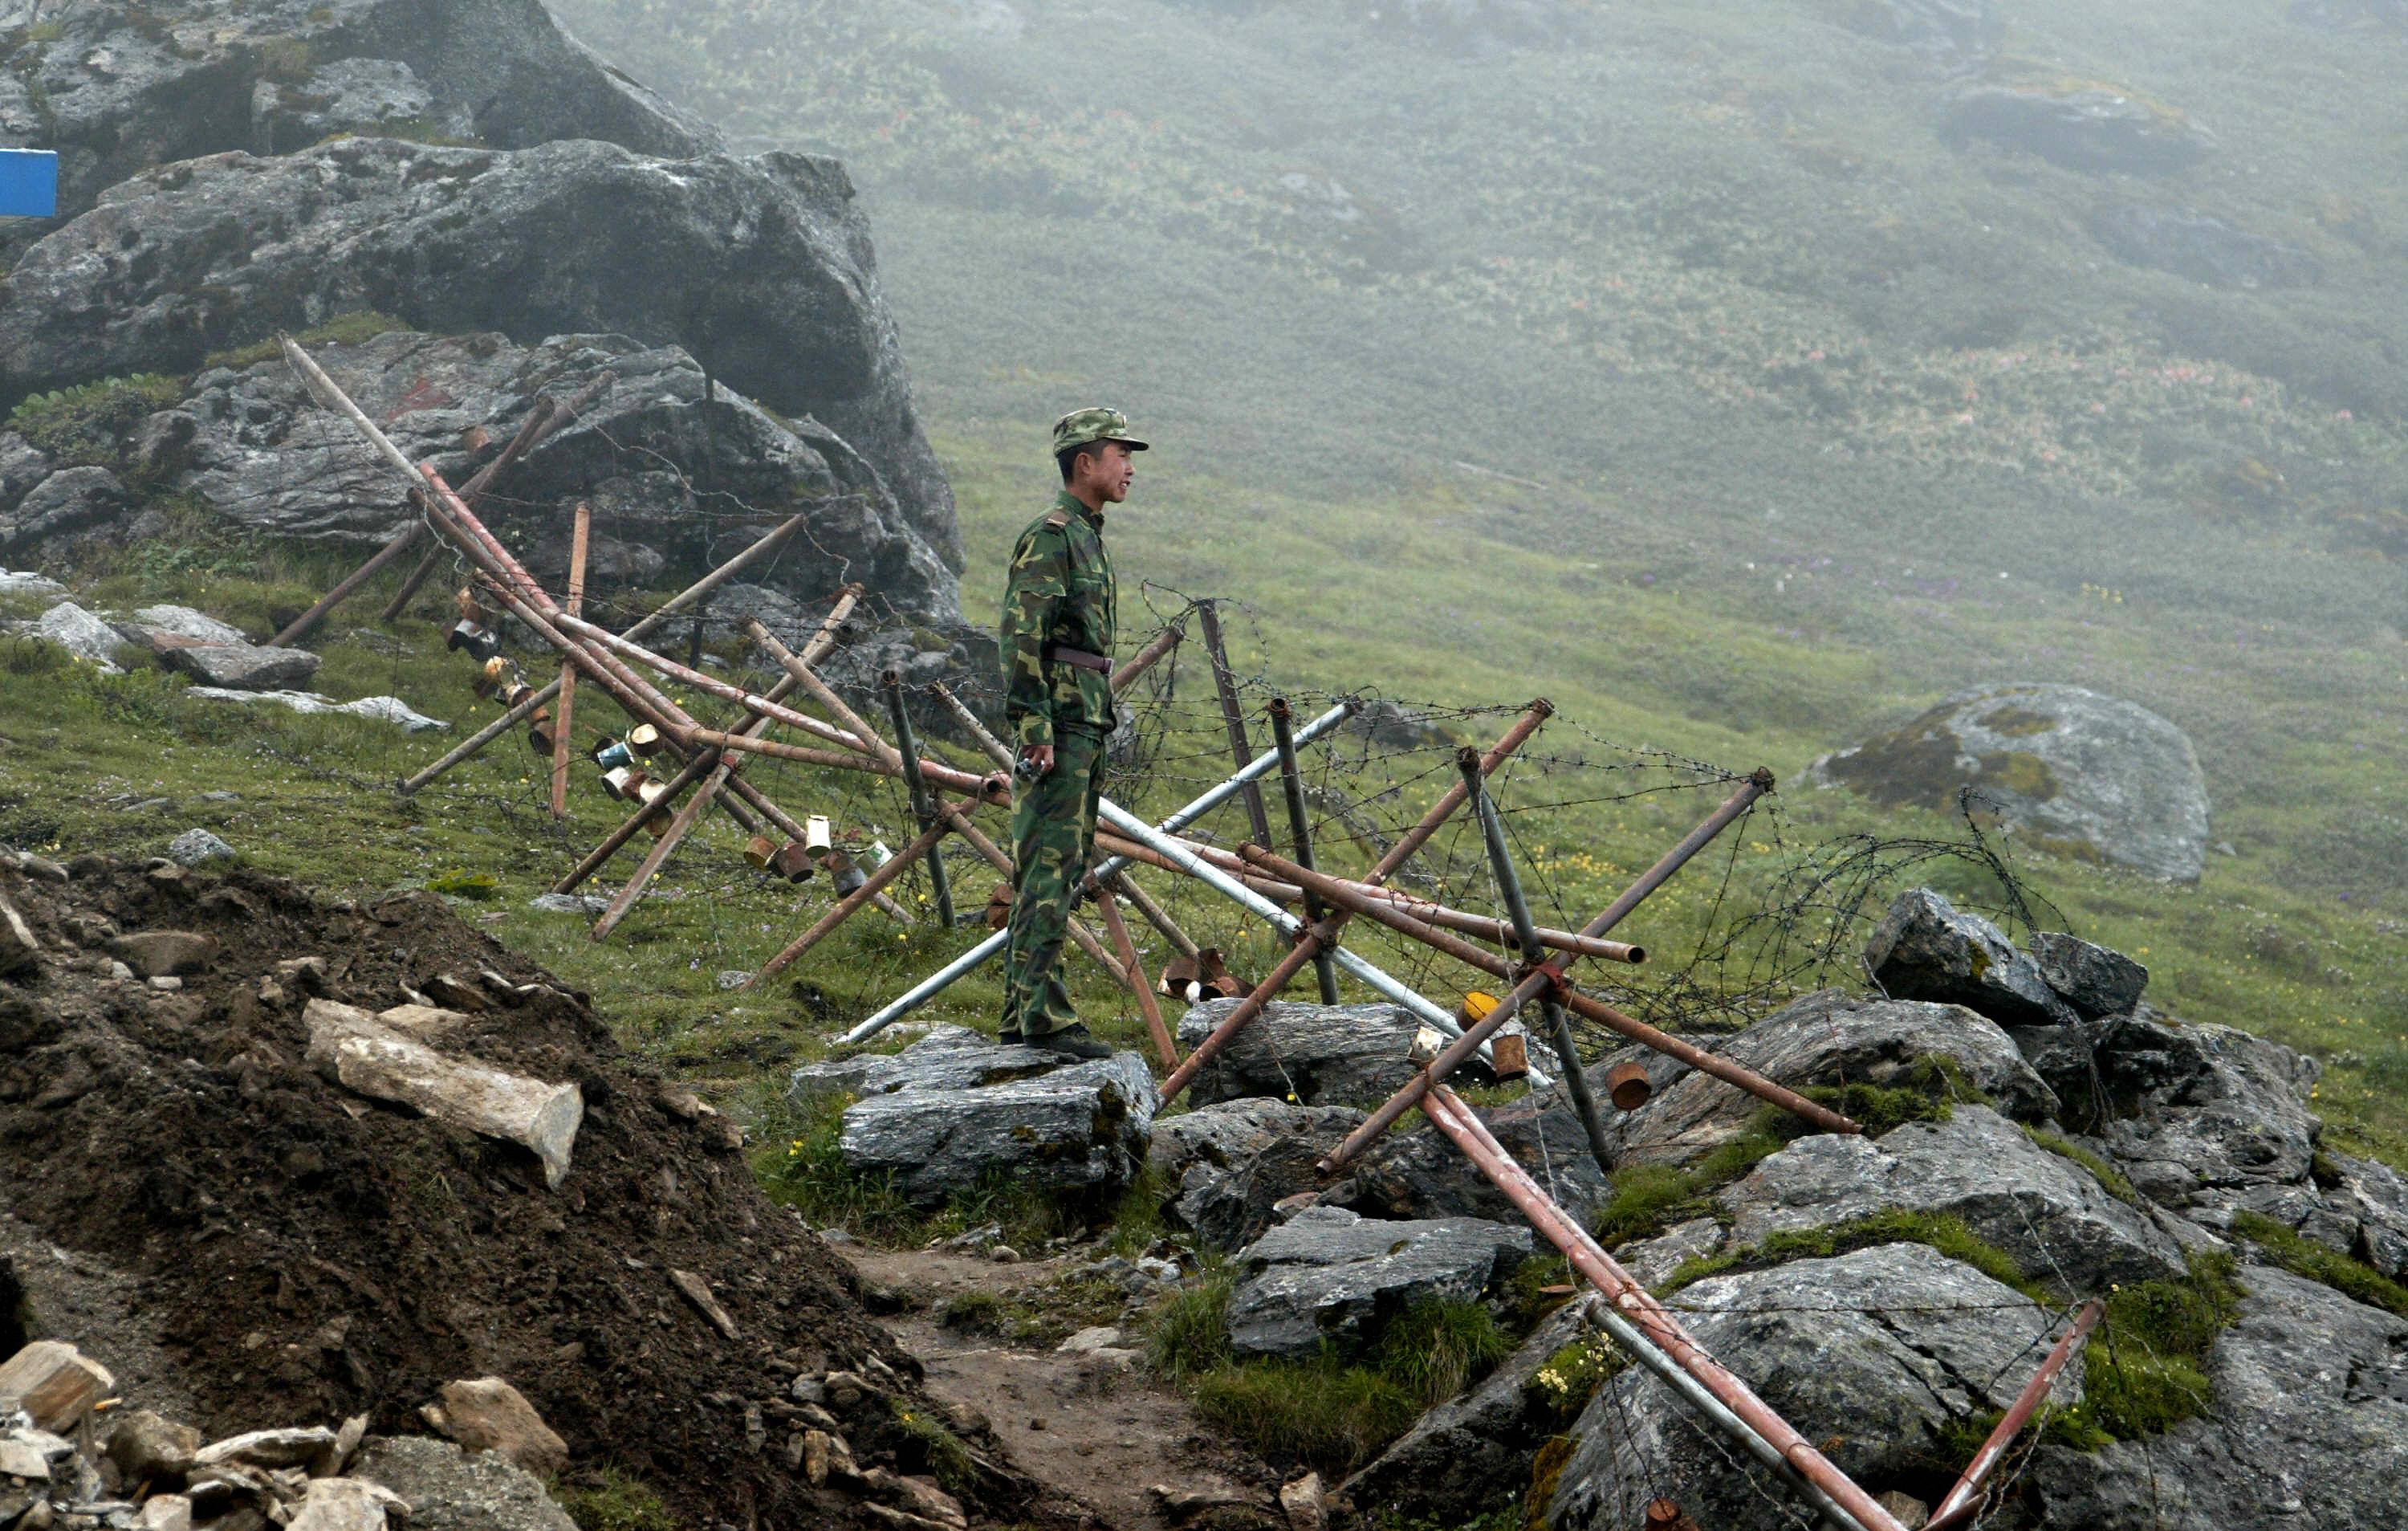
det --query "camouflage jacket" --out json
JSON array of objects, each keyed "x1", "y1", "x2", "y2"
[{"x1": 1000, "y1": 491, "x2": 1116, "y2": 747}]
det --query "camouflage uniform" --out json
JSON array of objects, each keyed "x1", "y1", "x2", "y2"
[{"x1": 998, "y1": 409, "x2": 1145, "y2": 1038}]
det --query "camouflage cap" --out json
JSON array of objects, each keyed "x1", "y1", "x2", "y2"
[{"x1": 1051, "y1": 406, "x2": 1150, "y2": 456}]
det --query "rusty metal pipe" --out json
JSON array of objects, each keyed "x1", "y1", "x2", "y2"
[
  {"x1": 752, "y1": 819, "x2": 952, "y2": 983},
  {"x1": 885, "y1": 669, "x2": 955, "y2": 928},
  {"x1": 1097, "y1": 887, "x2": 1178, "y2": 1070},
  {"x1": 1923, "y1": 1301, "x2": 2105, "y2": 1531},
  {"x1": 1419, "y1": 1085, "x2": 1901, "y2": 1531},
  {"x1": 1320, "y1": 769, "x2": 1818, "y2": 1175},
  {"x1": 551, "y1": 499, "x2": 590, "y2": 819},
  {"x1": 1461, "y1": 747, "x2": 1615, "y2": 1181},
  {"x1": 1111, "y1": 619, "x2": 1186, "y2": 694},
  {"x1": 1270, "y1": 697, "x2": 1341, "y2": 1004}
]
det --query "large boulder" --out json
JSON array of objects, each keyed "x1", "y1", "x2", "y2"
[
  {"x1": 1175, "y1": 1000, "x2": 1464, "y2": 1110},
  {"x1": 1942, "y1": 82, "x2": 2219, "y2": 175},
  {"x1": 822, "y1": 1028, "x2": 1157, "y2": 1205},
  {"x1": 2092, "y1": 203, "x2": 2325, "y2": 291},
  {"x1": 174, "y1": 328, "x2": 954, "y2": 617},
  {"x1": 1225, "y1": 1204, "x2": 1531, "y2": 1359},
  {"x1": 0, "y1": 136, "x2": 956, "y2": 586},
  {"x1": 1546, "y1": 1243, "x2": 2078, "y2": 1531},
  {"x1": 2088, "y1": 1009, "x2": 2322, "y2": 1205},
  {"x1": 1147, "y1": 1097, "x2": 1366, "y2": 1253},
  {"x1": 2021, "y1": 1265, "x2": 2408, "y2": 1531},
  {"x1": 1610, "y1": 991, "x2": 2056, "y2": 1170},
  {"x1": 1719, "y1": 1104, "x2": 2190, "y2": 1289},
  {"x1": 0, "y1": 0, "x2": 718, "y2": 231},
  {"x1": 1341, "y1": 1292, "x2": 1605, "y2": 1525},
  {"x1": 1807, "y1": 683, "x2": 2211, "y2": 882}
]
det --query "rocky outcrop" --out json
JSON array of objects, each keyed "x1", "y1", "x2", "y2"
[
  {"x1": 1608, "y1": 990, "x2": 2056, "y2": 1170},
  {"x1": 1174, "y1": 1000, "x2": 1474, "y2": 1110},
  {"x1": 2093, "y1": 203, "x2": 2325, "y2": 291},
  {"x1": 0, "y1": 0, "x2": 718, "y2": 232},
  {"x1": 2086, "y1": 1008, "x2": 2323, "y2": 1204},
  {"x1": 1323, "y1": 1097, "x2": 1613, "y2": 1231},
  {"x1": 0, "y1": 137, "x2": 957, "y2": 589},
  {"x1": 1942, "y1": 83, "x2": 2219, "y2": 175},
  {"x1": 1808, "y1": 682, "x2": 2211, "y2": 882},
  {"x1": 1224, "y1": 1204, "x2": 1530, "y2": 1359},
  {"x1": 1719, "y1": 1104, "x2": 2189, "y2": 1289},
  {"x1": 811, "y1": 1028, "x2": 1157, "y2": 1204},
  {"x1": 1547, "y1": 1244, "x2": 2083, "y2": 1531},
  {"x1": 1147, "y1": 1097, "x2": 1366, "y2": 1253},
  {"x1": 166, "y1": 328, "x2": 955, "y2": 616},
  {"x1": 1865, "y1": 886, "x2": 2074, "y2": 1026}
]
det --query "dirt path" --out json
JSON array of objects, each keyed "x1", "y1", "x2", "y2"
[{"x1": 847, "y1": 1247, "x2": 1281, "y2": 1530}]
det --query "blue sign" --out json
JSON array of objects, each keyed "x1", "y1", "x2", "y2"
[{"x1": 0, "y1": 149, "x2": 59, "y2": 218}]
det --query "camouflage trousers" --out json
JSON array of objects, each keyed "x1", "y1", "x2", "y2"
[{"x1": 1000, "y1": 723, "x2": 1108, "y2": 1037}]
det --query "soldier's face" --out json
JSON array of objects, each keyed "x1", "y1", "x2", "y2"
[{"x1": 1073, "y1": 442, "x2": 1137, "y2": 503}]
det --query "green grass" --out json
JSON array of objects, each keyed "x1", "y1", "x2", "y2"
[
  {"x1": 1191, "y1": 1356, "x2": 1423, "y2": 1479},
  {"x1": 890, "y1": 1398, "x2": 977, "y2": 1494},
  {"x1": 1141, "y1": 1264, "x2": 1236, "y2": 1382},
  {"x1": 1662, "y1": 1211, "x2": 2047, "y2": 1301},
  {"x1": 2081, "y1": 1251, "x2": 2247, "y2": 1441},
  {"x1": 2232, "y1": 1210, "x2": 2408, "y2": 1319},
  {"x1": 1369, "y1": 1300, "x2": 1513, "y2": 1407},
  {"x1": 200, "y1": 310, "x2": 413, "y2": 372},
  {"x1": 554, "y1": 1468, "x2": 677, "y2": 1531},
  {"x1": 2024, "y1": 1126, "x2": 2144, "y2": 1207}
]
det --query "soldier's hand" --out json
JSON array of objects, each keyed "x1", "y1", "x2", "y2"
[{"x1": 1020, "y1": 744, "x2": 1055, "y2": 779}]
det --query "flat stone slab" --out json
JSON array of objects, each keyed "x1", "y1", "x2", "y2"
[
  {"x1": 184, "y1": 688, "x2": 448, "y2": 732},
  {"x1": 26, "y1": 601, "x2": 124, "y2": 670},
  {"x1": 162, "y1": 642, "x2": 323, "y2": 691},
  {"x1": 1174, "y1": 1000, "x2": 1451, "y2": 1110},
  {"x1": 1719, "y1": 1104, "x2": 2188, "y2": 1290},
  {"x1": 827, "y1": 1028, "x2": 1157, "y2": 1204},
  {"x1": 1225, "y1": 1204, "x2": 1531, "y2": 1359}
]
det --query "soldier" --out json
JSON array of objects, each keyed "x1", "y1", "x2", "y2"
[{"x1": 996, "y1": 407, "x2": 1147, "y2": 1057}]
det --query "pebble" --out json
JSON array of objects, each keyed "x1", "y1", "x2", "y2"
[
  {"x1": 526, "y1": 892, "x2": 608, "y2": 914},
  {"x1": 165, "y1": 829, "x2": 236, "y2": 866},
  {"x1": 714, "y1": 970, "x2": 750, "y2": 990},
  {"x1": 148, "y1": 976, "x2": 183, "y2": 991},
  {"x1": 988, "y1": 1245, "x2": 1021, "y2": 1264}
]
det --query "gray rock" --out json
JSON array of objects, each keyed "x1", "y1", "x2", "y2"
[
  {"x1": 0, "y1": 569, "x2": 67, "y2": 605},
  {"x1": 1612, "y1": 1217, "x2": 1726, "y2": 1289},
  {"x1": 0, "y1": 0, "x2": 718, "y2": 233},
  {"x1": 1, "y1": 140, "x2": 956, "y2": 600},
  {"x1": 1342, "y1": 1293, "x2": 1605, "y2": 1524},
  {"x1": 183, "y1": 688, "x2": 448, "y2": 732},
  {"x1": 0, "y1": 467, "x2": 129, "y2": 559},
  {"x1": 790, "y1": 1023, "x2": 1059, "y2": 1109},
  {"x1": 348, "y1": 1434, "x2": 576, "y2": 1531},
  {"x1": 1226, "y1": 1204, "x2": 1531, "y2": 1359},
  {"x1": 1324, "y1": 1099, "x2": 1612, "y2": 1232},
  {"x1": 162, "y1": 643, "x2": 323, "y2": 691},
  {"x1": 2021, "y1": 1266, "x2": 2408, "y2": 1531},
  {"x1": 165, "y1": 829, "x2": 237, "y2": 867},
  {"x1": 2089, "y1": 1009, "x2": 2321, "y2": 1203},
  {"x1": 1552, "y1": 1244, "x2": 2079, "y2": 1531},
  {"x1": 120, "y1": 606, "x2": 250, "y2": 647},
  {"x1": 2321, "y1": 1152, "x2": 2408, "y2": 1279},
  {"x1": 832, "y1": 1032, "x2": 1155, "y2": 1204},
  {"x1": 177, "y1": 327, "x2": 954, "y2": 618},
  {"x1": 26, "y1": 601, "x2": 126, "y2": 670},
  {"x1": 1720, "y1": 1104, "x2": 2187, "y2": 1289},
  {"x1": 2029, "y1": 930, "x2": 2150, "y2": 1020},
  {"x1": 1808, "y1": 682, "x2": 2211, "y2": 882},
  {"x1": 1175, "y1": 1000, "x2": 1450, "y2": 1110},
  {"x1": 1942, "y1": 83, "x2": 2219, "y2": 175},
  {"x1": 1147, "y1": 1097, "x2": 1367, "y2": 1252},
  {"x1": 0, "y1": 435, "x2": 55, "y2": 515},
  {"x1": 2093, "y1": 203, "x2": 2325, "y2": 291},
  {"x1": 1612, "y1": 990, "x2": 2056, "y2": 1171},
  {"x1": 526, "y1": 893, "x2": 608, "y2": 914},
  {"x1": 1865, "y1": 887, "x2": 2072, "y2": 1028},
  {"x1": 304, "y1": 1000, "x2": 584, "y2": 1188}
]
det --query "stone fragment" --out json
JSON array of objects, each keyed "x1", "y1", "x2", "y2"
[
  {"x1": 348, "y1": 1435, "x2": 576, "y2": 1531},
  {"x1": 0, "y1": 1437, "x2": 47, "y2": 1480},
  {"x1": 375, "y1": 1005, "x2": 477, "y2": 1043},
  {"x1": 1719, "y1": 1105, "x2": 2186, "y2": 1289},
  {"x1": 166, "y1": 830, "x2": 238, "y2": 867},
  {"x1": 195, "y1": 1428, "x2": 340, "y2": 1472},
  {"x1": 1342, "y1": 1293, "x2": 1605, "y2": 1525},
  {"x1": 1226, "y1": 1205, "x2": 1531, "y2": 1359},
  {"x1": 827, "y1": 1031, "x2": 1154, "y2": 1204},
  {"x1": 26, "y1": 602, "x2": 126, "y2": 671},
  {"x1": 1864, "y1": 889, "x2": 2070, "y2": 1028},
  {"x1": 1, "y1": 470, "x2": 128, "y2": 560},
  {"x1": 15, "y1": 856, "x2": 66, "y2": 884},
  {"x1": 162, "y1": 644, "x2": 323, "y2": 691},
  {"x1": 0, "y1": 1341, "x2": 114, "y2": 1431},
  {"x1": 326, "y1": 1414, "x2": 368, "y2": 1478},
  {"x1": 1279, "y1": 1472, "x2": 1326, "y2": 1531},
  {"x1": 104, "y1": 1409, "x2": 204, "y2": 1484},
  {"x1": 2027, "y1": 931, "x2": 2149, "y2": 1020},
  {"x1": 1056, "y1": 1327, "x2": 1128, "y2": 1355},
  {"x1": 1610, "y1": 990, "x2": 2056, "y2": 1171},
  {"x1": 304, "y1": 1000, "x2": 583, "y2": 1187},
  {"x1": 1325, "y1": 1097, "x2": 1612, "y2": 1232},
  {"x1": 0, "y1": 894, "x2": 38, "y2": 976},
  {"x1": 1612, "y1": 1218, "x2": 1726, "y2": 1289},
  {"x1": 860, "y1": 1468, "x2": 966, "y2": 1528},
  {"x1": 183, "y1": 689, "x2": 449, "y2": 732},
  {"x1": 1174, "y1": 1000, "x2": 1467, "y2": 1109},
  {"x1": 1548, "y1": 1244, "x2": 2072, "y2": 1530},
  {"x1": 669, "y1": 1270, "x2": 741, "y2": 1341},
  {"x1": 109, "y1": 930, "x2": 218, "y2": 979},
  {"x1": 284, "y1": 1477, "x2": 409, "y2": 1531},
  {"x1": 421, "y1": 1378, "x2": 569, "y2": 1478},
  {"x1": 137, "y1": 1495, "x2": 193, "y2": 1531}
]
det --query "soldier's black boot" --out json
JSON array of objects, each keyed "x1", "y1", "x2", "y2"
[{"x1": 1028, "y1": 1023, "x2": 1112, "y2": 1060}]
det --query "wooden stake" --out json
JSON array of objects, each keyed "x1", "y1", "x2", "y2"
[
  {"x1": 551, "y1": 500, "x2": 590, "y2": 819},
  {"x1": 1097, "y1": 886, "x2": 1178, "y2": 1070}
]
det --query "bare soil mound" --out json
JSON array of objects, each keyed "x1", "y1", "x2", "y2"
[{"x1": 0, "y1": 857, "x2": 1050, "y2": 1529}]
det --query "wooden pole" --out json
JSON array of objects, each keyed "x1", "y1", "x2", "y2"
[
  {"x1": 551, "y1": 500, "x2": 590, "y2": 819},
  {"x1": 1269, "y1": 695, "x2": 1340, "y2": 1004},
  {"x1": 1096, "y1": 887, "x2": 1178, "y2": 1070},
  {"x1": 884, "y1": 669, "x2": 955, "y2": 928},
  {"x1": 751, "y1": 819, "x2": 952, "y2": 984},
  {"x1": 1198, "y1": 600, "x2": 1275, "y2": 849},
  {"x1": 267, "y1": 520, "x2": 425, "y2": 649}
]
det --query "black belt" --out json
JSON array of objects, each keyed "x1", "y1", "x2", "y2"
[{"x1": 1042, "y1": 644, "x2": 1111, "y2": 674}]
